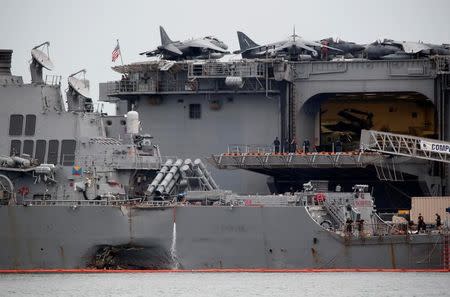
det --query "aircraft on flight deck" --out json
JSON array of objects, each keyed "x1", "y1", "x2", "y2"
[
  {"x1": 365, "y1": 39, "x2": 450, "y2": 60},
  {"x1": 140, "y1": 26, "x2": 229, "y2": 60},
  {"x1": 234, "y1": 29, "x2": 343, "y2": 60},
  {"x1": 319, "y1": 37, "x2": 365, "y2": 58}
]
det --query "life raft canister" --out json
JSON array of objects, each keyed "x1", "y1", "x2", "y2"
[
  {"x1": 18, "y1": 186, "x2": 30, "y2": 196},
  {"x1": 314, "y1": 193, "x2": 326, "y2": 203}
]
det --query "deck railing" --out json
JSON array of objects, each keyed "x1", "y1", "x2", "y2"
[{"x1": 106, "y1": 80, "x2": 157, "y2": 94}]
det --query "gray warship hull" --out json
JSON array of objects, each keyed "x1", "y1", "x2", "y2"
[{"x1": 0, "y1": 205, "x2": 444, "y2": 270}]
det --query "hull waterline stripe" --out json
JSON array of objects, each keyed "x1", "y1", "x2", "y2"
[{"x1": 0, "y1": 268, "x2": 448, "y2": 273}]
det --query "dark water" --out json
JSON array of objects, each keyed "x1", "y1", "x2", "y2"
[{"x1": 1, "y1": 272, "x2": 449, "y2": 297}]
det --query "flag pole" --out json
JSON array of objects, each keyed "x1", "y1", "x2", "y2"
[{"x1": 117, "y1": 39, "x2": 124, "y2": 67}]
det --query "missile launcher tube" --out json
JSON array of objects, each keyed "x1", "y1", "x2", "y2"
[
  {"x1": 155, "y1": 159, "x2": 183, "y2": 194},
  {"x1": 179, "y1": 164, "x2": 192, "y2": 179},
  {"x1": 192, "y1": 163, "x2": 213, "y2": 190},
  {"x1": 146, "y1": 159, "x2": 173, "y2": 195},
  {"x1": 194, "y1": 159, "x2": 218, "y2": 189},
  {"x1": 164, "y1": 172, "x2": 181, "y2": 195},
  {"x1": 183, "y1": 159, "x2": 193, "y2": 169}
]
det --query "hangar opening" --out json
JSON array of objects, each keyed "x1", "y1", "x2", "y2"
[
  {"x1": 302, "y1": 92, "x2": 436, "y2": 152},
  {"x1": 287, "y1": 91, "x2": 439, "y2": 209}
]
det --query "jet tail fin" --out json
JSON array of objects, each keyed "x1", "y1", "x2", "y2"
[
  {"x1": 237, "y1": 31, "x2": 259, "y2": 51},
  {"x1": 160, "y1": 26, "x2": 173, "y2": 46}
]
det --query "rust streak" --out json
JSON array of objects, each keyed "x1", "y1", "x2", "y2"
[
  {"x1": 390, "y1": 243, "x2": 397, "y2": 269},
  {"x1": 60, "y1": 246, "x2": 66, "y2": 268}
]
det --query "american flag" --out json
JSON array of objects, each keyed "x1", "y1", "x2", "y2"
[{"x1": 112, "y1": 43, "x2": 121, "y2": 62}]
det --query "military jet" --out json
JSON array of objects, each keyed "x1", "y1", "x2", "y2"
[
  {"x1": 392, "y1": 41, "x2": 450, "y2": 56},
  {"x1": 235, "y1": 30, "x2": 342, "y2": 61},
  {"x1": 424, "y1": 43, "x2": 450, "y2": 55},
  {"x1": 140, "y1": 26, "x2": 229, "y2": 60},
  {"x1": 383, "y1": 39, "x2": 450, "y2": 55},
  {"x1": 364, "y1": 41, "x2": 401, "y2": 60},
  {"x1": 323, "y1": 108, "x2": 374, "y2": 134},
  {"x1": 319, "y1": 38, "x2": 365, "y2": 58},
  {"x1": 365, "y1": 39, "x2": 450, "y2": 60}
]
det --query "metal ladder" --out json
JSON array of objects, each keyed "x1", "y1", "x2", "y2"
[
  {"x1": 360, "y1": 129, "x2": 450, "y2": 164},
  {"x1": 323, "y1": 199, "x2": 345, "y2": 226}
]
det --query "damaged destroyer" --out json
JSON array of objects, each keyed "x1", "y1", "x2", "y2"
[{"x1": 0, "y1": 44, "x2": 448, "y2": 270}]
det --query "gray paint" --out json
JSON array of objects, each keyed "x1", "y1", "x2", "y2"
[
  {"x1": 0, "y1": 47, "x2": 447, "y2": 270},
  {"x1": 292, "y1": 59, "x2": 436, "y2": 145},
  {"x1": 133, "y1": 93, "x2": 280, "y2": 194},
  {"x1": 101, "y1": 58, "x2": 449, "y2": 194},
  {"x1": 0, "y1": 205, "x2": 444, "y2": 269}
]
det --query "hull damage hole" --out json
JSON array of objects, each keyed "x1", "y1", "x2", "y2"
[{"x1": 90, "y1": 245, "x2": 178, "y2": 270}]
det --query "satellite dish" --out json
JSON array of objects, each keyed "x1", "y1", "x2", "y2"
[
  {"x1": 31, "y1": 48, "x2": 54, "y2": 70},
  {"x1": 68, "y1": 76, "x2": 90, "y2": 98}
]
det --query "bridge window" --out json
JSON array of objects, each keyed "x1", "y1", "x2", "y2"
[
  {"x1": 47, "y1": 140, "x2": 59, "y2": 165},
  {"x1": 35, "y1": 140, "x2": 46, "y2": 164},
  {"x1": 9, "y1": 114, "x2": 23, "y2": 136},
  {"x1": 60, "y1": 140, "x2": 76, "y2": 166},
  {"x1": 189, "y1": 104, "x2": 201, "y2": 119},
  {"x1": 25, "y1": 114, "x2": 37, "y2": 136},
  {"x1": 23, "y1": 140, "x2": 34, "y2": 157},
  {"x1": 10, "y1": 140, "x2": 21, "y2": 156}
]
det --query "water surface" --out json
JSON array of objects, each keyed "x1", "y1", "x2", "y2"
[{"x1": 1, "y1": 272, "x2": 449, "y2": 297}]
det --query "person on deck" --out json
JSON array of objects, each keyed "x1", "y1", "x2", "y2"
[
  {"x1": 283, "y1": 139, "x2": 290, "y2": 153},
  {"x1": 303, "y1": 139, "x2": 310, "y2": 153},
  {"x1": 290, "y1": 139, "x2": 297, "y2": 153},
  {"x1": 273, "y1": 137, "x2": 280, "y2": 153},
  {"x1": 345, "y1": 218, "x2": 353, "y2": 236},
  {"x1": 357, "y1": 219, "x2": 365, "y2": 238},
  {"x1": 417, "y1": 213, "x2": 426, "y2": 233},
  {"x1": 435, "y1": 213, "x2": 442, "y2": 230}
]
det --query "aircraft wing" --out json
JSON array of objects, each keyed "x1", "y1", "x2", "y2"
[
  {"x1": 292, "y1": 41, "x2": 318, "y2": 53},
  {"x1": 234, "y1": 45, "x2": 261, "y2": 54},
  {"x1": 255, "y1": 41, "x2": 318, "y2": 57},
  {"x1": 187, "y1": 39, "x2": 228, "y2": 52},
  {"x1": 397, "y1": 41, "x2": 430, "y2": 54},
  {"x1": 140, "y1": 43, "x2": 183, "y2": 57},
  {"x1": 304, "y1": 40, "x2": 343, "y2": 52},
  {"x1": 383, "y1": 40, "x2": 430, "y2": 54},
  {"x1": 139, "y1": 48, "x2": 162, "y2": 56},
  {"x1": 237, "y1": 41, "x2": 285, "y2": 55},
  {"x1": 163, "y1": 43, "x2": 183, "y2": 55}
]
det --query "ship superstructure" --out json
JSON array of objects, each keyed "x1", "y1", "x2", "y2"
[{"x1": 100, "y1": 55, "x2": 450, "y2": 211}]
